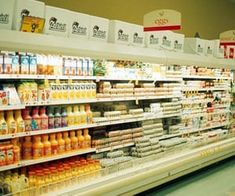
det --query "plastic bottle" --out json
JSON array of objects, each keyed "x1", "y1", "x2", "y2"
[
  {"x1": 50, "y1": 134, "x2": 58, "y2": 155},
  {"x1": 54, "y1": 107, "x2": 61, "y2": 128},
  {"x1": 70, "y1": 131, "x2": 78, "y2": 150},
  {"x1": 63, "y1": 132, "x2": 71, "y2": 152},
  {"x1": 11, "y1": 139, "x2": 20, "y2": 163},
  {"x1": 6, "y1": 110, "x2": 17, "y2": 133},
  {"x1": 42, "y1": 135, "x2": 51, "y2": 157},
  {"x1": 0, "y1": 111, "x2": 8, "y2": 135},
  {"x1": 85, "y1": 105, "x2": 93, "y2": 124},
  {"x1": 32, "y1": 107, "x2": 41, "y2": 130},
  {"x1": 57, "y1": 133, "x2": 65, "y2": 154},
  {"x1": 48, "y1": 107, "x2": 54, "y2": 129},
  {"x1": 80, "y1": 105, "x2": 87, "y2": 124},
  {"x1": 83, "y1": 129, "x2": 91, "y2": 148},
  {"x1": 22, "y1": 108, "x2": 32, "y2": 132},
  {"x1": 32, "y1": 136, "x2": 44, "y2": 159},
  {"x1": 73, "y1": 105, "x2": 81, "y2": 125},
  {"x1": 77, "y1": 130, "x2": 84, "y2": 149},
  {"x1": 61, "y1": 107, "x2": 68, "y2": 127},
  {"x1": 39, "y1": 107, "x2": 48, "y2": 130},
  {"x1": 67, "y1": 106, "x2": 74, "y2": 126},
  {"x1": 15, "y1": 110, "x2": 25, "y2": 133},
  {"x1": 23, "y1": 136, "x2": 32, "y2": 160}
]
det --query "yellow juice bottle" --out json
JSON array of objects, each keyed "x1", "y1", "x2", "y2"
[
  {"x1": 11, "y1": 139, "x2": 20, "y2": 163},
  {"x1": 70, "y1": 131, "x2": 78, "y2": 150},
  {"x1": 0, "y1": 111, "x2": 8, "y2": 135},
  {"x1": 73, "y1": 105, "x2": 81, "y2": 125},
  {"x1": 80, "y1": 82, "x2": 86, "y2": 98},
  {"x1": 80, "y1": 105, "x2": 87, "y2": 124},
  {"x1": 6, "y1": 110, "x2": 17, "y2": 133},
  {"x1": 75, "y1": 82, "x2": 81, "y2": 100},
  {"x1": 32, "y1": 136, "x2": 44, "y2": 159},
  {"x1": 63, "y1": 132, "x2": 71, "y2": 152},
  {"x1": 85, "y1": 105, "x2": 93, "y2": 124},
  {"x1": 57, "y1": 133, "x2": 65, "y2": 154},
  {"x1": 42, "y1": 135, "x2": 51, "y2": 157},
  {"x1": 23, "y1": 136, "x2": 32, "y2": 160},
  {"x1": 15, "y1": 110, "x2": 25, "y2": 133},
  {"x1": 67, "y1": 106, "x2": 74, "y2": 126},
  {"x1": 83, "y1": 129, "x2": 91, "y2": 148},
  {"x1": 77, "y1": 130, "x2": 84, "y2": 149}
]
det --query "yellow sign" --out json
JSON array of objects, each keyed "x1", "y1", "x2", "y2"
[
  {"x1": 220, "y1": 30, "x2": 235, "y2": 41},
  {"x1": 20, "y1": 16, "x2": 45, "y2": 33}
]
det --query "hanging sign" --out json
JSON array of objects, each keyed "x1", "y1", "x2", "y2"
[
  {"x1": 143, "y1": 9, "x2": 181, "y2": 32},
  {"x1": 220, "y1": 30, "x2": 235, "y2": 42},
  {"x1": 219, "y1": 30, "x2": 235, "y2": 59}
]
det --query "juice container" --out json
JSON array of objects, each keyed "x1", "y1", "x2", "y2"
[
  {"x1": 80, "y1": 82, "x2": 86, "y2": 98},
  {"x1": 57, "y1": 133, "x2": 65, "y2": 154},
  {"x1": 20, "y1": 53, "x2": 29, "y2": 74},
  {"x1": 40, "y1": 107, "x2": 48, "y2": 130},
  {"x1": 3, "y1": 52, "x2": 12, "y2": 74},
  {"x1": 11, "y1": 139, "x2": 20, "y2": 163},
  {"x1": 30, "y1": 82, "x2": 38, "y2": 104},
  {"x1": 54, "y1": 107, "x2": 61, "y2": 128},
  {"x1": 50, "y1": 81, "x2": 57, "y2": 101},
  {"x1": 85, "y1": 105, "x2": 93, "y2": 124},
  {"x1": 91, "y1": 82, "x2": 96, "y2": 98},
  {"x1": 61, "y1": 107, "x2": 68, "y2": 127},
  {"x1": 71, "y1": 58, "x2": 77, "y2": 76},
  {"x1": 22, "y1": 108, "x2": 32, "y2": 132},
  {"x1": 82, "y1": 59, "x2": 88, "y2": 76},
  {"x1": 5, "y1": 144, "x2": 13, "y2": 165},
  {"x1": 48, "y1": 107, "x2": 54, "y2": 129},
  {"x1": 0, "y1": 111, "x2": 8, "y2": 135},
  {"x1": 12, "y1": 53, "x2": 20, "y2": 74},
  {"x1": 42, "y1": 135, "x2": 51, "y2": 157},
  {"x1": 86, "y1": 82, "x2": 92, "y2": 98},
  {"x1": 70, "y1": 131, "x2": 78, "y2": 150},
  {"x1": 23, "y1": 136, "x2": 32, "y2": 159},
  {"x1": 68, "y1": 81, "x2": 75, "y2": 100},
  {"x1": 62, "y1": 82, "x2": 68, "y2": 101},
  {"x1": 32, "y1": 107, "x2": 41, "y2": 130},
  {"x1": 29, "y1": 54, "x2": 37, "y2": 75},
  {"x1": 74, "y1": 82, "x2": 81, "y2": 100},
  {"x1": 6, "y1": 110, "x2": 17, "y2": 133},
  {"x1": 67, "y1": 106, "x2": 74, "y2": 127},
  {"x1": 38, "y1": 81, "x2": 50, "y2": 104},
  {"x1": 73, "y1": 105, "x2": 81, "y2": 125},
  {"x1": 50, "y1": 134, "x2": 58, "y2": 155},
  {"x1": 56, "y1": 80, "x2": 63, "y2": 101},
  {"x1": 77, "y1": 130, "x2": 84, "y2": 149},
  {"x1": 15, "y1": 110, "x2": 25, "y2": 133},
  {"x1": 32, "y1": 136, "x2": 44, "y2": 159},
  {"x1": 83, "y1": 129, "x2": 91, "y2": 148},
  {"x1": 28, "y1": 171, "x2": 36, "y2": 187},
  {"x1": 63, "y1": 132, "x2": 71, "y2": 152},
  {"x1": 77, "y1": 58, "x2": 83, "y2": 76},
  {"x1": 88, "y1": 59, "x2": 94, "y2": 76},
  {"x1": 80, "y1": 105, "x2": 87, "y2": 124}
]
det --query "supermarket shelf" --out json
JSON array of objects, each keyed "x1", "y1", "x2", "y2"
[
  {"x1": 181, "y1": 98, "x2": 232, "y2": 105},
  {"x1": 0, "y1": 148, "x2": 96, "y2": 172},
  {"x1": 0, "y1": 113, "x2": 180, "y2": 140},
  {"x1": 182, "y1": 87, "x2": 230, "y2": 92},
  {"x1": 0, "y1": 105, "x2": 25, "y2": 111},
  {"x1": 181, "y1": 110, "x2": 230, "y2": 119},
  {"x1": 0, "y1": 30, "x2": 235, "y2": 68},
  {"x1": 96, "y1": 143, "x2": 135, "y2": 153},
  {"x1": 183, "y1": 75, "x2": 232, "y2": 80}
]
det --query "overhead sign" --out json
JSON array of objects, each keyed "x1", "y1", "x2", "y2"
[
  {"x1": 143, "y1": 9, "x2": 181, "y2": 32},
  {"x1": 220, "y1": 30, "x2": 235, "y2": 41}
]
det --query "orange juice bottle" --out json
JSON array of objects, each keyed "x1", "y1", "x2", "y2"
[
  {"x1": 77, "y1": 130, "x2": 84, "y2": 149},
  {"x1": 42, "y1": 135, "x2": 51, "y2": 157},
  {"x1": 0, "y1": 111, "x2": 8, "y2": 135},
  {"x1": 32, "y1": 107, "x2": 41, "y2": 130},
  {"x1": 63, "y1": 132, "x2": 71, "y2": 152},
  {"x1": 85, "y1": 105, "x2": 93, "y2": 124},
  {"x1": 22, "y1": 108, "x2": 32, "y2": 132},
  {"x1": 67, "y1": 106, "x2": 74, "y2": 126},
  {"x1": 23, "y1": 136, "x2": 32, "y2": 160},
  {"x1": 70, "y1": 131, "x2": 78, "y2": 150},
  {"x1": 80, "y1": 105, "x2": 87, "y2": 124},
  {"x1": 73, "y1": 105, "x2": 81, "y2": 125},
  {"x1": 15, "y1": 110, "x2": 25, "y2": 133},
  {"x1": 83, "y1": 129, "x2": 91, "y2": 148},
  {"x1": 32, "y1": 136, "x2": 44, "y2": 159},
  {"x1": 6, "y1": 110, "x2": 17, "y2": 133},
  {"x1": 57, "y1": 133, "x2": 65, "y2": 154},
  {"x1": 50, "y1": 134, "x2": 58, "y2": 155},
  {"x1": 11, "y1": 139, "x2": 20, "y2": 163}
]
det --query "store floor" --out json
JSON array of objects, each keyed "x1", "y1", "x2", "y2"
[{"x1": 139, "y1": 156, "x2": 235, "y2": 196}]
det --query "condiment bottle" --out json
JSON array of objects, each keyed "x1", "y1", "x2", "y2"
[
  {"x1": 6, "y1": 110, "x2": 17, "y2": 133},
  {"x1": 57, "y1": 133, "x2": 65, "y2": 154},
  {"x1": 0, "y1": 111, "x2": 8, "y2": 135},
  {"x1": 80, "y1": 105, "x2": 87, "y2": 124},
  {"x1": 61, "y1": 107, "x2": 68, "y2": 127},
  {"x1": 67, "y1": 106, "x2": 74, "y2": 126},
  {"x1": 48, "y1": 107, "x2": 54, "y2": 129},
  {"x1": 83, "y1": 129, "x2": 91, "y2": 148},
  {"x1": 54, "y1": 107, "x2": 61, "y2": 128},
  {"x1": 32, "y1": 136, "x2": 44, "y2": 159},
  {"x1": 22, "y1": 108, "x2": 32, "y2": 132},
  {"x1": 5, "y1": 144, "x2": 13, "y2": 165},
  {"x1": 39, "y1": 107, "x2": 48, "y2": 130},
  {"x1": 11, "y1": 139, "x2": 20, "y2": 163},
  {"x1": 77, "y1": 130, "x2": 84, "y2": 149},
  {"x1": 42, "y1": 135, "x2": 51, "y2": 157},
  {"x1": 32, "y1": 107, "x2": 41, "y2": 130},
  {"x1": 50, "y1": 134, "x2": 58, "y2": 155},
  {"x1": 70, "y1": 131, "x2": 78, "y2": 150},
  {"x1": 15, "y1": 110, "x2": 25, "y2": 133},
  {"x1": 23, "y1": 136, "x2": 32, "y2": 160},
  {"x1": 85, "y1": 105, "x2": 93, "y2": 124},
  {"x1": 73, "y1": 105, "x2": 81, "y2": 125},
  {"x1": 63, "y1": 132, "x2": 71, "y2": 152}
]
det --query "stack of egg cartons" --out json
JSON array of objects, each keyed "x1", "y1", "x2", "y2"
[
  {"x1": 161, "y1": 98, "x2": 181, "y2": 116},
  {"x1": 150, "y1": 103, "x2": 163, "y2": 116},
  {"x1": 159, "y1": 137, "x2": 187, "y2": 151},
  {"x1": 149, "y1": 138, "x2": 162, "y2": 154},
  {"x1": 142, "y1": 119, "x2": 164, "y2": 138}
]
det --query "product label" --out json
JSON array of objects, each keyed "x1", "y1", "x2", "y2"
[
  {"x1": 23, "y1": 148, "x2": 32, "y2": 159},
  {"x1": 0, "y1": 122, "x2": 8, "y2": 134},
  {"x1": 18, "y1": 121, "x2": 25, "y2": 132},
  {"x1": 117, "y1": 29, "x2": 129, "y2": 42},
  {"x1": 149, "y1": 35, "x2": 159, "y2": 45},
  {"x1": 207, "y1": 47, "x2": 213, "y2": 55},
  {"x1": 71, "y1": 141, "x2": 78, "y2": 150},
  {"x1": 78, "y1": 141, "x2": 84, "y2": 149},
  {"x1": 58, "y1": 145, "x2": 65, "y2": 153},
  {"x1": 92, "y1": 25, "x2": 106, "y2": 39},
  {"x1": 20, "y1": 55, "x2": 29, "y2": 74},
  {"x1": 77, "y1": 59, "x2": 83, "y2": 76},
  {"x1": 41, "y1": 118, "x2": 48, "y2": 130},
  {"x1": 49, "y1": 17, "x2": 66, "y2": 32},
  {"x1": 51, "y1": 145, "x2": 58, "y2": 155},
  {"x1": 61, "y1": 116, "x2": 67, "y2": 127},
  {"x1": 29, "y1": 56, "x2": 37, "y2": 74},
  {"x1": 33, "y1": 148, "x2": 43, "y2": 158},
  {"x1": 72, "y1": 21, "x2": 87, "y2": 36},
  {"x1": 0, "y1": 13, "x2": 9, "y2": 24},
  {"x1": 3, "y1": 56, "x2": 12, "y2": 74},
  {"x1": 162, "y1": 36, "x2": 171, "y2": 47},
  {"x1": 31, "y1": 119, "x2": 41, "y2": 130},
  {"x1": 0, "y1": 150, "x2": 5, "y2": 164},
  {"x1": 133, "y1": 33, "x2": 144, "y2": 44},
  {"x1": 9, "y1": 122, "x2": 17, "y2": 133},
  {"x1": 174, "y1": 40, "x2": 182, "y2": 50},
  {"x1": 44, "y1": 146, "x2": 51, "y2": 156},
  {"x1": 12, "y1": 55, "x2": 20, "y2": 74},
  {"x1": 197, "y1": 45, "x2": 204, "y2": 53},
  {"x1": 6, "y1": 149, "x2": 13, "y2": 163},
  {"x1": 24, "y1": 119, "x2": 32, "y2": 132},
  {"x1": 54, "y1": 117, "x2": 61, "y2": 128},
  {"x1": 84, "y1": 140, "x2": 91, "y2": 148},
  {"x1": 65, "y1": 143, "x2": 71, "y2": 151}
]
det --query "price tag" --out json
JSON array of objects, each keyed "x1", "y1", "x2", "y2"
[
  {"x1": 135, "y1": 80, "x2": 139, "y2": 85},
  {"x1": 20, "y1": 16, "x2": 45, "y2": 33}
]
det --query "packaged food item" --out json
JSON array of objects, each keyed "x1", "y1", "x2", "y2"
[
  {"x1": 77, "y1": 130, "x2": 84, "y2": 149},
  {"x1": 50, "y1": 134, "x2": 58, "y2": 155},
  {"x1": 20, "y1": 53, "x2": 29, "y2": 74},
  {"x1": 54, "y1": 107, "x2": 62, "y2": 128},
  {"x1": 3, "y1": 52, "x2": 12, "y2": 74},
  {"x1": 61, "y1": 107, "x2": 68, "y2": 127},
  {"x1": 42, "y1": 135, "x2": 51, "y2": 157},
  {"x1": 0, "y1": 111, "x2": 8, "y2": 135},
  {"x1": 57, "y1": 133, "x2": 65, "y2": 154},
  {"x1": 0, "y1": 91, "x2": 9, "y2": 106},
  {"x1": 63, "y1": 132, "x2": 71, "y2": 151},
  {"x1": 3, "y1": 84, "x2": 21, "y2": 105},
  {"x1": 39, "y1": 107, "x2": 48, "y2": 130},
  {"x1": 11, "y1": 53, "x2": 20, "y2": 74},
  {"x1": 32, "y1": 107, "x2": 41, "y2": 130},
  {"x1": 48, "y1": 107, "x2": 54, "y2": 129},
  {"x1": 70, "y1": 131, "x2": 78, "y2": 150},
  {"x1": 83, "y1": 129, "x2": 91, "y2": 148},
  {"x1": 15, "y1": 110, "x2": 25, "y2": 132},
  {"x1": 6, "y1": 110, "x2": 17, "y2": 133},
  {"x1": 22, "y1": 108, "x2": 32, "y2": 132},
  {"x1": 23, "y1": 136, "x2": 32, "y2": 159},
  {"x1": 29, "y1": 53, "x2": 37, "y2": 75},
  {"x1": 32, "y1": 136, "x2": 44, "y2": 159}
]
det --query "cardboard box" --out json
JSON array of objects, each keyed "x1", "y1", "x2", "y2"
[
  {"x1": 213, "y1": 40, "x2": 224, "y2": 58},
  {"x1": 44, "y1": 6, "x2": 70, "y2": 37},
  {"x1": 109, "y1": 20, "x2": 130, "y2": 45},
  {"x1": 13, "y1": 0, "x2": 45, "y2": 30},
  {"x1": 172, "y1": 32, "x2": 185, "y2": 52},
  {"x1": 157, "y1": 31, "x2": 174, "y2": 50},
  {"x1": 89, "y1": 15, "x2": 109, "y2": 42},
  {"x1": 0, "y1": 0, "x2": 15, "y2": 30},
  {"x1": 145, "y1": 32, "x2": 160, "y2": 49},
  {"x1": 184, "y1": 38, "x2": 206, "y2": 55},
  {"x1": 205, "y1": 40, "x2": 214, "y2": 56},
  {"x1": 129, "y1": 24, "x2": 144, "y2": 47},
  {"x1": 68, "y1": 11, "x2": 89, "y2": 40}
]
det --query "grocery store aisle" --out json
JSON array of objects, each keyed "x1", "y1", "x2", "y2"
[{"x1": 140, "y1": 157, "x2": 235, "y2": 196}]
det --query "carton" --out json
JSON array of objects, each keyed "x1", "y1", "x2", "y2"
[
  {"x1": 0, "y1": 0, "x2": 15, "y2": 30},
  {"x1": 145, "y1": 32, "x2": 160, "y2": 49},
  {"x1": 213, "y1": 40, "x2": 224, "y2": 58},
  {"x1": 205, "y1": 40, "x2": 214, "y2": 56},
  {"x1": 109, "y1": 20, "x2": 130, "y2": 45},
  {"x1": 44, "y1": 6, "x2": 70, "y2": 37},
  {"x1": 172, "y1": 32, "x2": 185, "y2": 52},
  {"x1": 184, "y1": 38, "x2": 206, "y2": 55},
  {"x1": 68, "y1": 11, "x2": 89, "y2": 40},
  {"x1": 89, "y1": 15, "x2": 109, "y2": 42},
  {"x1": 13, "y1": 0, "x2": 45, "y2": 30},
  {"x1": 129, "y1": 23, "x2": 144, "y2": 47},
  {"x1": 157, "y1": 31, "x2": 174, "y2": 50}
]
